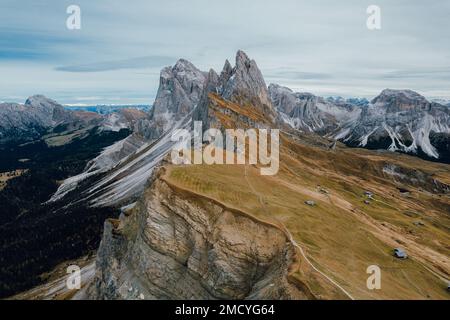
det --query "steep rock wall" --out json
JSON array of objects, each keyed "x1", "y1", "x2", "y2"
[{"x1": 90, "y1": 167, "x2": 311, "y2": 300}]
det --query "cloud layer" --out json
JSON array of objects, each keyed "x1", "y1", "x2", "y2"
[{"x1": 0, "y1": 0, "x2": 449, "y2": 104}]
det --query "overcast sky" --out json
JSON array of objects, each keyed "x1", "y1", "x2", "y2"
[{"x1": 1, "y1": 0, "x2": 449, "y2": 104}]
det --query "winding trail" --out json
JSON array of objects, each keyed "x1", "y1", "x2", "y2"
[{"x1": 243, "y1": 165, "x2": 355, "y2": 300}]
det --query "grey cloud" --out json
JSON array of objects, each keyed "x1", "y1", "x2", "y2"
[
  {"x1": 381, "y1": 68, "x2": 450, "y2": 80},
  {"x1": 55, "y1": 56, "x2": 176, "y2": 72},
  {"x1": 266, "y1": 70, "x2": 333, "y2": 80}
]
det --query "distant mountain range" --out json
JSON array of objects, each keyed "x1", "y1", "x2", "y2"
[
  {"x1": 2, "y1": 82, "x2": 448, "y2": 163},
  {"x1": 64, "y1": 104, "x2": 151, "y2": 114},
  {"x1": 0, "y1": 96, "x2": 150, "y2": 145},
  {"x1": 270, "y1": 85, "x2": 450, "y2": 163}
]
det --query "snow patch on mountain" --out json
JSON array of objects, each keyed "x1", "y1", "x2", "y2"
[{"x1": 275, "y1": 87, "x2": 449, "y2": 161}]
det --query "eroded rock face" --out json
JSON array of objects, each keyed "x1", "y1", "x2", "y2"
[
  {"x1": 147, "y1": 59, "x2": 207, "y2": 139},
  {"x1": 371, "y1": 89, "x2": 431, "y2": 113},
  {"x1": 222, "y1": 50, "x2": 272, "y2": 109},
  {"x1": 193, "y1": 51, "x2": 278, "y2": 131},
  {"x1": 90, "y1": 168, "x2": 309, "y2": 300}
]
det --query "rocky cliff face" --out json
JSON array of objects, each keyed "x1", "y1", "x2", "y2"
[
  {"x1": 146, "y1": 59, "x2": 207, "y2": 139},
  {"x1": 222, "y1": 50, "x2": 272, "y2": 108},
  {"x1": 193, "y1": 50, "x2": 277, "y2": 131},
  {"x1": 90, "y1": 166, "x2": 311, "y2": 300}
]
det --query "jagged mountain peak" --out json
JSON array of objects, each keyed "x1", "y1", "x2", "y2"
[
  {"x1": 222, "y1": 50, "x2": 271, "y2": 108},
  {"x1": 219, "y1": 59, "x2": 232, "y2": 78},
  {"x1": 268, "y1": 83, "x2": 293, "y2": 94},
  {"x1": 326, "y1": 88, "x2": 450, "y2": 161},
  {"x1": 172, "y1": 58, "x2": 202, "y2": 74},
  {"x1": 160, "y1": 58, "x2": 205, "y2": 82},
  {"x1": 235, "y1": 49, "x2": 251, "y2": 68},
  {"x1": 375, "y1": 88, "x2": 427, "y2": 101},
  {"x1": 222, "y1": 59, "x2": 233, "y2": 75},
  {"x1": 271, "y1": 84, "x2": 450, "y2": 162},
  {"x1": 371, "y1": 89, "x2": 430, "y2": 112},
  {"x1": 25, "y1": 95, "x2": 61, "y2": 108},
  {"x1": 205, "y1": 68, "x2": 220, "y2": 91},
  {"x1": 269, "y1": 84, "x2": 316, "y2": 100},
  {"x1": 194, "y1": 50, "x2": 279, "y2": 130},
  {"x1": 155, "y1": 58, "x2": 206, "y2": 109},
  {"x1": 152, "y1": 50, "x2": 275, "y2": 138},
  {"x1": 145, "y1": 58, "x2": 207, "y2": 139}
]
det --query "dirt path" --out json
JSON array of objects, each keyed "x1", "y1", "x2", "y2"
[{"x1": 243, "y1": 165, "x2": 355, "y2": 300}]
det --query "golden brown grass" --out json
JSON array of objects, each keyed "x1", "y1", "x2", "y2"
[{"x1": 162, "y1": 132, "x2": 450, "y2": 299}]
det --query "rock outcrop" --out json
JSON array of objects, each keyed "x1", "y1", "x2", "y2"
[
  {"x1": 90, "y1": 167, "x2": 310, "y2": 300},
  {"x1": 146, "y1": 59, "x2": 207, "y2": 139},
  {"x1": 222, "y1": 50, "x2": 272, "y2": 109},
  {"x1": 193, "y1": 50, "x2": 277, "y2": 131}
]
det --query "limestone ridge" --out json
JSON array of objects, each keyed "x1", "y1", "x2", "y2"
[
  {"x1": 193, "y1": 50, "x2": 278, "y2": 131},
  {"x1": 44, "y1": 51, "x2": 450, "y2": 212},
  {"x1": 46, "y1": 51, "x2": 280, "y2": 210},
  {"x1": 145, "y1": 59, "x2": 207, "y2": 139},
  {"x1": 222, "y1": 50, "x2": 272, "y2": 108},
  {"x1": 88, "y1": 52, "x2": 316, "y2": 299}
]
